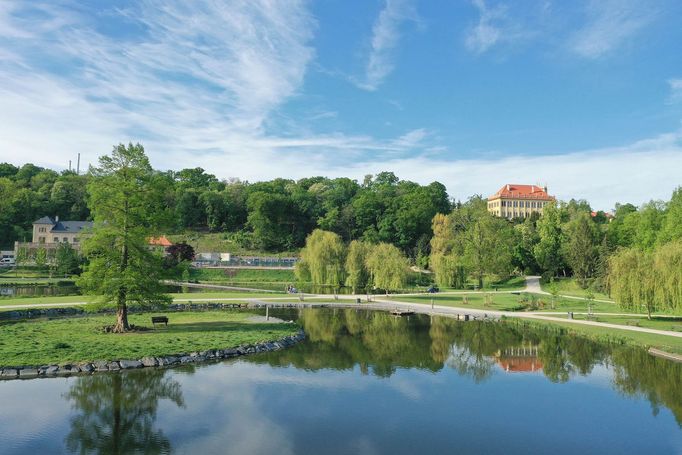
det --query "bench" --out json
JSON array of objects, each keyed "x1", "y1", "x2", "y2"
[{"x1": 151, "y1": 316, "x2": 169, "y2": 326}]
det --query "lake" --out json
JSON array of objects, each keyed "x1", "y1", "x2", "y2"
[{"x1": 0, "y1": 308, "x2": 680, "y2": 454}]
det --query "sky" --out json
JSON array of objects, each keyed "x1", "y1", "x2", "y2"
[{"x1": 0, "y1": 0, "x2": 681, "y2": 210}]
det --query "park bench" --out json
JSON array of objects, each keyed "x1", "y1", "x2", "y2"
[{"x1": 151, "y1": 316, "x2": 169, "y2": 326}]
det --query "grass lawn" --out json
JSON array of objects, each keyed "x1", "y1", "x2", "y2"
[
  {"x1": 189, "y1": 267, "x2": 295, "y2": 283},
  {"x1": 0, "y1": 291, "x2": 293, "y2": 309},
  {"x1": 389, "y1": 292, "x2": 657, "y2": 315},
  {"x1": 0, "y1": 311, "x2": 299, "y2": 366},
  {"x1": 512, "y1": 318, "x2": 682, "y2": 355},
  {"x1": 541, "y1": 277, "x2": 612, "y2": 300},
  {"x1": 168, "y1": 232, "x2": 299, "y2": 257},
  {"x1": 552, "y1": 314, "x2": 682, "y2": 332}
]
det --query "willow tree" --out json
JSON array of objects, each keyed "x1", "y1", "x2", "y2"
[
  {"x1": 345, "y1": 240, "x2": 371, "y2": 293},
  {"x1": 653, "y1": 240, "x2": 682, "y2": 313},
  {"x1": 296, "y1": 229, "x2": 346, "y2": 287},
  {"x1": 608, "y1": 248, "x2": 657, "y2": 319},
  {"x1": 429, "y1": 213, "x2": 466, "y2": 288},
  {"x1": 77, "y1": 143, "x2": 172, "y2": 332},
  {"x1": 365, "y1": 242, "x2": 409, "y2": 292}
]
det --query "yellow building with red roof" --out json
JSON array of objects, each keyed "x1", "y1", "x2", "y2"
[{"x1": 488, "y1": 184, "x2": 555, "y2": 219}]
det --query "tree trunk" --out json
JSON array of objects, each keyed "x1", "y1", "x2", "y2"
[
  {"x1": 114, "y1": 202, "x2": 130, "y2": 333},
  {"x1": 478, "y1": 275, "x2": 483, "y2": 290}
]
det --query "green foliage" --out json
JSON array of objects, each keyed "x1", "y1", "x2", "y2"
[
  {"x1": 77, "y1": 144, "x2": 173, "y2": 331},
  {"x1": 296, "y1": 230, "x2": 346, "y2": 286},
  {"x1": 365, "y1": 243, "x2": 409, "y2": 292},
  {"x1": 345, "y1": 240, "x2": 371, "y2": 293},
  {"x1": 55, "y1": 242, "x2": 82, "y2": 276},
  {"x1": 463, "y1": 213, "x2": 515, "y2": 289},
  {"x1": 562, "y1": 212, "x2": 601, "y2": 288},
  {"x1": 534, "y1": 202, "x2": 565, "y2": 277}
]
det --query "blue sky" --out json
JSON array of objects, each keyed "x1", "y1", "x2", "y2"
[{"x1": 0, "y1": 0, "x2": 681, "y2": 209}]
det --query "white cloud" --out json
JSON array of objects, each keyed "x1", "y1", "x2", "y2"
[
  {"x1": 356, "y1": 0, "x2": 418, "y2": 91},
  {"x1": 466, "y1": 0, "x2": 504, "y2": 54},
  {"x1": 464, "y1": 0, "x2": 530, "y2": 54},
  {"x1": 570, "y1": 0, "x2": 655, "y2": 58},
  {"x1": 668, "y1": 78, "x2": 682, "y2": 103}
]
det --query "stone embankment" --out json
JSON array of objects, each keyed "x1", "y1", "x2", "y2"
[{"x1": 0, "y1": 330, "x2": 305, "y2": 381}]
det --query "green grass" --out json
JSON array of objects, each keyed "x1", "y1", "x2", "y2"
[
  {"x1": 554, "y1": 314, "x2": 682, "y2": 332},
  {"x1": 0, "y1": 291, "x2": 292, "y2": 309},
  {"x1": 168, "y1": 232, "x2": 299, "y2": 257},
  {"x1": 189, "y1": 267, "x2": 295, "y2": 283},
  {"x1": 389, "y1": 292, "x2": 658, "y2": 315},
  {"x1": 512, "y1": 318, "x2": 682, "y2": 355},
  {"x1": 541, "y1": 277, "x2": 612, "y2": 300},
  {"x1": 0, "y1": 311, "x2": 299, "y2": 366}
]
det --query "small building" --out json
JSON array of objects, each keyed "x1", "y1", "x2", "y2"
[
  {"x1": 31, "y1": 216, "x2": 92, "y2": 245},
  {"x1": 488, "y1": 184, "x2": 555, "y2": 219}
]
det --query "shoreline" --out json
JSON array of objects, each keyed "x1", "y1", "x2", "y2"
[{"x1": 0, "y1": 329, "x2": 305, "y2": 381}]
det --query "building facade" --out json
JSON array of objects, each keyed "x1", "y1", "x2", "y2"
[
  {"x1": 31, "y1": 216, "x2": 92, "y2": 245},
  {"x1": 488, "y1": 184, "x2": 555, "y2": 219}
]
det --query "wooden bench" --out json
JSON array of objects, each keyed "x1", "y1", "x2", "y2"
[{"x1": 151, "y1": 316, "x2": 169, "y2": 326}]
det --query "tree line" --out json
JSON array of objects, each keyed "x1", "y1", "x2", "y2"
[{"x1": 0, "y1": 161, "x2": 449, "y2": 258}]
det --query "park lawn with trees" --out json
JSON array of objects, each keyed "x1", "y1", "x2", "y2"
[
  {"x1": 540, "y1": 277, "x2": 612, "y2": 300},
  {"x1": 514, "y1": 319, "x2": 682, "y2": 355},
  {"x1": 0, "y1": 311, "x2": 299, "y2": 366},
  {"x1": 0, "y1": 291, "x2": 291, "y2": 308},
  {"x1": 188, "y1": 268, "x2": 296, "y2": 284}
]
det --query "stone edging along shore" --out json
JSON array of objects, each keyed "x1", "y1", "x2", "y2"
[{"x1": 0, "y1": 330, "x2": 306, "y2": 381}]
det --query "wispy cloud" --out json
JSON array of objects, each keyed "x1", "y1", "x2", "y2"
[
  {"x1": 355, "y1": 0, "x2": 418, "y2": 91},
  {"x1": 570, "y1": 0, "x2": 656, "y2": 58},
  {"x1": 668, "y1": 78, "x2": 682, "y2": 103},
  {"x1": 464, "y1": 0, "x2": 530, "y2": 54}
]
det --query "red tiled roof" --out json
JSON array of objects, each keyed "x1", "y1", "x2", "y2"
[
  {"x1": 496, "y1": 356, "x2": 543, "y2": 373},
  {"x1": 489, "y1": 184, "x2": 555, "y2": 201},
  {"x1": 148, "y1": 236, "x2": 173, "y2": 247}
]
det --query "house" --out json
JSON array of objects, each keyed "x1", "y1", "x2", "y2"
[
  {"x1": 488, "y1": 184, "x2": 555, "y2": 219},
  {"x1": 30, "y1": 216, "x2": 93, "y2": 246}
]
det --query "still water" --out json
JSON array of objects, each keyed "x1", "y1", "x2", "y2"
[{"x1": 0, "y1": 309, "x2": 680, "y2": 454}]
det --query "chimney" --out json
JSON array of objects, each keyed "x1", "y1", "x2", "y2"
[
  {"x1": 543, "y1": 184, "x2": 548, "y2": 194},
  {"x1": 55, "y1": 215, "x2": 59, "y2": 223}
]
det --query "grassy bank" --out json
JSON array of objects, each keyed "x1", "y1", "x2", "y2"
[
  {"x1": 510, "y1": 318, "x2": 682, "y2": 355},
  {"x1": 541, "y1": 277, "x2": 612, "y2": 301},
  {"x1": 168, "y1": 232, "x2": 299, "y2": 257},
  {"x1": 189, "y1": 267, "x2": 295, "y2": 283},
  {"x1": 0, "y1": 311, "x2": 299, "y2": 366},
  {"x1": 0, "y1": 291, "x2": 296, "y2": 309},
  {"x1": 389, "y1": 292, "x2": 630, "y2": 314}
]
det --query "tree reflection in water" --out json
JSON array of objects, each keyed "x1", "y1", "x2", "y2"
[
  {"x1": 253, "y1": 308, "x2": 682, "y2": 426},
  {"x1": 64, "y1": 368, "x2": 185, "y2": 454}
]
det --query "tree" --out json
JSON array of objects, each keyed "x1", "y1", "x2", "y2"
[
  {"x1": 77, "y1": 143, "x2": 172, "y2": 332},
  {"x1": 464, "y1": 213, "x2": 515, "y2": 289},
  {"x1": 365, "y1": 243, "x2": 409, "y2": 292},
  {"x1": 345, "y1": 240, "x2": 371, "y2": 293},
  {"x1": 534, "y1": 202, "x2": 565, "y2": 277},
  {"x1": 562, "y1": 212, "x2": 600, "y2": 288},
  {"x1": 297, "y1": 229, "x2": 346, "y2": 287},
  {"x1": 55, "y1": 242, "x2": 81, "y2": 276},
  {"x1": 657, "y1": 186, "x2": 682, "y2": 245},
  {"x1": 34, "y1": 246, "x2": 48, "y2": 269},
  {"x1": 608, "y1": 247, "x2": 657, "y2": 319}
]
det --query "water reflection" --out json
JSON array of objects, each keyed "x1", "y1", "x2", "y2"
[
  {"x1": 9, "y1": 308, "x2": 679, "y2": 454},
  {"x1": 64, "y1": 368, "x2": 185, "y2": 454},
  {"x1": 253, "y1": 308, "x2": 682, "y2": 426}
]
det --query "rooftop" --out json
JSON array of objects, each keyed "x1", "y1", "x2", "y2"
[
  {"x1": 489, "y1": 184, "x2": 555, "y2": 201},
  {"x1": 33, "y1": 216, "x2": 93, "y2": 233}
]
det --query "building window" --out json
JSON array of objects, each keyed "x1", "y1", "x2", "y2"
[
  {"x1": 38, "y1": 227, "x2": 46, "y2": 233},
  {"x1": 73, "y1": 237, "x2": 79, "y2": 243},
  {"x1": 38, "y1": 237, "x2": 45, "y2": 243},
  {"x1": 54, "y1": 237, "x2": 59, "y2": 242},
  {"x1": 63, "y1": 237, "x2": 68, "y2": 242}
]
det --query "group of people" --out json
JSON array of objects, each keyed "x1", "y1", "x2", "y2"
[{"x1": 286, "y1": 284, "x2": 298, "y2": 294}]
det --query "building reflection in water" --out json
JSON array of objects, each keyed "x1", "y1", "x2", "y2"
[{"x1": 495, "y1": 345, "x2": 543, "y2": 373}]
